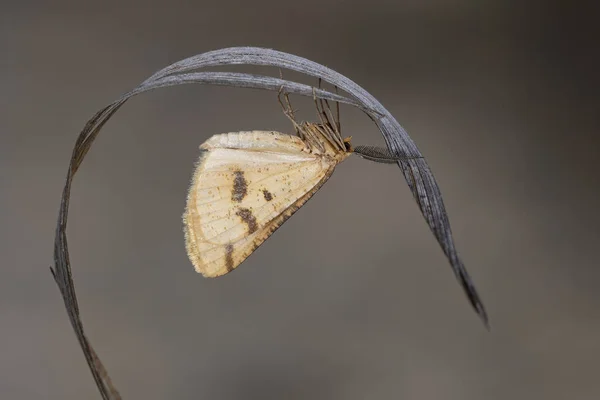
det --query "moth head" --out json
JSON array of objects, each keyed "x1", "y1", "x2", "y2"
[{"x1": 343, "y1": 136, "x2": 353, "y2": 152}]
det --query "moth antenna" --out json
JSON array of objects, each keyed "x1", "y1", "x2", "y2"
[{"x1": 353, "y1": 145, "x2": 423, "y2": 164}]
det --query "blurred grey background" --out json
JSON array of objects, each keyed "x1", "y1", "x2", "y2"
[{"x1": 2, "y1": 1, "x2": 599, "y2": 399}]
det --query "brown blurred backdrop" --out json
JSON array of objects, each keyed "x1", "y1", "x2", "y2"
[{"x1": 2, "y1": 1, "x2": 599, "y2": 399}]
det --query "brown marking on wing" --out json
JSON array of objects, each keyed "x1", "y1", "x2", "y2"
[
  {"x1": 262, "y1": 189, "x2": 273, "y2": 201},
  {"x1": 225, "y1": 244, "x2": 234, "y2": 272},
  {"x1": 236, "y1": 207, "x2": 258, "y2": 234},
  {"x1": 232, "y1": 170, "x2": 247, "y2": 202}
]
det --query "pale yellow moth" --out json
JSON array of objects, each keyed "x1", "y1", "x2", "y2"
[{"x1": 183, "y1": 92, "x2": 401, "y2": 277}]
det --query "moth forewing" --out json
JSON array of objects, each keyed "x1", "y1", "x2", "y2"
[{"x1": 183, "y1": 129, "x2": 350, "y2": 277}]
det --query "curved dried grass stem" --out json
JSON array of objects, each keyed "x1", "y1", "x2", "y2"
[{"x1": 50, "y1": 47, "x2": 488, "y2": 400}]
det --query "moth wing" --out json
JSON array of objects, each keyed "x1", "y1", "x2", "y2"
[{"x1": 184, "y1": 131, "x2": 337, "y2": 277}]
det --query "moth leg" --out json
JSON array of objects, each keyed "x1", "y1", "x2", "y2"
[
  {"x1": 277, "y1": 84, "x2": 302, "y2": 138},
  {"x1": 310, "y1": 88, "x2": 340, "y2": 152},
  {"x1": 312, "y1": 87, "x2": 339, "y2": 147},
  {"x1": 317, "y1": 79, "x2": 335, "y2": 127},
  {"x1": 322, "y1": 95, "x2": 343, "y2": 146},
  {"x1": 316, "y1": 79, "x2": 333, "y2": 130},
  {"x1": 334, "y1": 85, "x2": 341, "y2": 133},
  {"x1": 312, "y1": 84, "x2": 328, "y2": 127},
  {"x1": 316, "y1": 79, "x2": 345, "y2": 149}
]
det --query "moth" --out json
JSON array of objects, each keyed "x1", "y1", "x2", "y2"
[{"x1": 183, "y1": 90, "x2": 412, "y2": 277}]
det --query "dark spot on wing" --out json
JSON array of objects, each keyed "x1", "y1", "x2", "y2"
[
  {"x1": 225, "y1": 244, "x2": 234, "y2": 272},
  {"x1": 236, "y1": 207, "x2": 258, "y2": 234},
  {"x1": 232, "y1": 170, "x2": 247, "y2": 202},
  {"x1": 262, "y1": 189, "x2": 273, "y2": 201}
]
